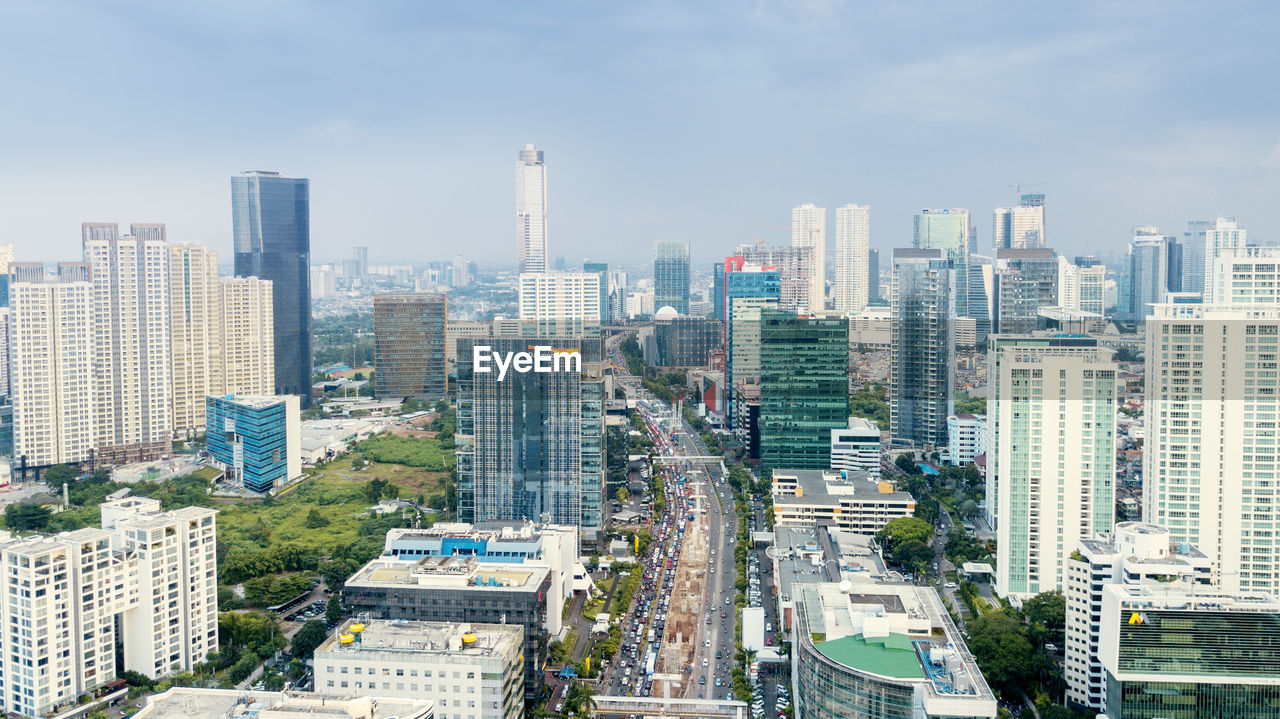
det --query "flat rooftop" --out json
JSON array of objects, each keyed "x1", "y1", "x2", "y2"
[
  {"x1": 347, "y1": 555, "x2": 548, "y2": 592},
  {"x1": 814, "y1": 633, "x2": 924, "y2": 680},
  {"x1": 136, "y1": 689, "x2": 432, "y2": 719},
  {"x1": 316, "y1": 619, "x2": 520, "y2": 658},
  {"x1": 771, "y1": 469, "x2": 913, "y2": 506}
]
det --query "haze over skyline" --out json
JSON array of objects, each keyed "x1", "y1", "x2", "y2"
[{"x1": 1, "y1": 0, "x2": 1277, "y2": 266}]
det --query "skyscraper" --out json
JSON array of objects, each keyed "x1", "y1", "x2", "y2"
[
  {"x1": 758, "y1": 309, "x2": 848, "y2": 474},
  {"x1": 913, "y1": 208, "x2": 970, "y2": 319},
  {"x1": 9, "y1": 263, "x2": 94, "y2": 468},
  {"x1": 792, "y1": 203, "x2": 827, "y2": 309},
  {"x1": 653, "y1": 240, "x2": 690, "y2": 315},
  {"x1": 1181, "y1": 219, "x2": 1212, "y2": 298},
  {"x1": 1145, "y1": 303, "x2": 1280, "y2": 596},
  {"x1": 1120, "y1": 227, "x2": 1179, "y2": 322},
  {"x1": 373, "y1": 294, "x2": 448, "y2": 400},
  {"x1": 1201, "y1": 216, "x2": 1246, "y2": 297},
  {"x1": 992, "y1": 248, "x2": 1058, "y2": 334},
  {"x1": 455, "y1": 335, "x2": 606, "y2": 536},
  {"x1": 583, "y1": 261, "x2": 609, "y2": 324},
  {"x1": 1057, "y1": 256, "x2": 1107, "y2": 316},
  {"x1": 517, "y1": 271, "x2": 602, "y2": 335},
  {"x1": 352, "y1": 246, "x2": 368, "y2": 278},
  {"x1": 735, "y1": 242, "x2": 814, "y2": 312},
  {"x1": 231, "y1": 170, "x2": 312, "y2": 405},
  {"x1": 1209, "y1": 246, "x2": 1280, "y2": 304},
  {"x1": 515, "y1": 144, "x2": 548, "y2": 274},
  {"x1": 890, "y1": 248, "x2": 954, "y2": 448},
  {"x1": 867, "y1": 248, "x2": 880, "y2": 303},
  {"x1": 721, "y1": 261, "x2": 782, "y2": 423},
  {"x1": 994, "y1": 193, "x2": 1046, "y2": 249},
  {"x1": 83, "y1": 223, "x2": 173, "y2": 464},
  {"x1": 169, "y1": 244, "x2": 221, "y2": 434},
  {"x1": 966, "y1": 254, "x2": 994, "y2": 340},
  {"x1": 988, "y1": 336, "x2": 1116, "y2": 599},
  {"x1": 833, "y1": 204, "x2": 870, "y2": 314}
]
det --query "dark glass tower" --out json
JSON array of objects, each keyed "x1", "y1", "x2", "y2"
[
  {"x1": 653, "y1": 240, "x2": 691, "y2": 315},
  {"x1": 232, "y1": 171, "x2": 312, "y2": 405}
]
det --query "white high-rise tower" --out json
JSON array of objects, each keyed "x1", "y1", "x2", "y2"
[
  {"x1": 833, "y1": 204, "x2": 870, "y2": 314},
  {"x1": 792, "y1": 203, "x2": 826, "y2": 310},
  {"x1": 1201, "y1": 216, "x2": 1246, "y2": 298},
  {"x1": 516, "y1": 144, "x2": 548, "y2": 274}
]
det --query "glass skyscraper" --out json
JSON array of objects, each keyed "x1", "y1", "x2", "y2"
[
  {"x1": 992, "y1": 248, "x2": 1058, "y2": 334},
  {"x1": 373, "y1": 293, "x2": 448, "y2": 400},
  {"x1": 232, "y1": 171, "x2": 312, "y2": 405},
  {"x1": 653, "y1": 240, "x2": 691, "y2": 315},
  {"x1": 758, "y1": 309, "x2": 848, "y2": 474},
  {"x1": 890, "y1": 248, "x2": 954, "y2": 448},
  {"x1": 913, "y1": 209, "x2": 969, "y2": 320},
  {"x1": 583, "y1": 261, "x2": 609, "y2": 323}
]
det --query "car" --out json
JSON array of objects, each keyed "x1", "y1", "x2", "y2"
[
  {"x1": 699, "y1": 677, "x2": 706, "y2": 685},
  {"x1": 715, "y1": 677, "x2": 723, "y2": 687},
  {"x1": 721, "y1": 610, "x2": 727, "y2": 618},
  {"x1": 707, "y1": 616, "x2": 712, "y2": 624},
  {"x1": 944, "y1": 582, "x2": 958, "y2": 590}
]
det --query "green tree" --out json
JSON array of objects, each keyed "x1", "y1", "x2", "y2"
[
  {"x1": 1024, "y1": 589, "x2": 1067, "y2": 647},
  {"x1": 892, "y1": 540, "x2": 933, "y2": 575},
  {"x1": 363, "y1": 478, "x2": 388, "y2": 503},
  {"x1": 303, "y1": 509, "x2": 331, "y2": 529},
  {"x1": 291, "y1": 620, "x2": 330, "y2": 660},
  {"x1": 44, "y1": 464, "x2": 78, "y2": 492},
  {"x1": 4, "y1": 503, "x2": 52, "y2": 531},
  {"x1": 326, "y1": 594, "x2": 343, "y2": 622},
  {"x1": 965, "y1": 610, "x2": 1036, "y2": 691},
  {"x1": 894, "y1": 453, "x2": 921, "y2": 475},
  {"x1": 876, "y1": 516, "x2": 932, "y2": 551},
  {"x1": 615, "y1": 487, "x2": 629, "y2": 504}
]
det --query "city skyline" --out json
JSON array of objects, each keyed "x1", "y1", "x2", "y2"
[{"x1": 1, "y1": 3, "x2": 1278, "y2": 265}]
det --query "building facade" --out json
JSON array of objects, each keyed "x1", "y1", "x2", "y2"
[
  {"x1": 374, "y1": 294, "x2": 448, "y2": 400},
  {"x1": 833, "y1": 204, "x2": 871, "y2": 314},
  {"x1": 792, "y1": 203, "x2": 827, "y2": 309},
  {"x1": 830, "y1": 417, "x2": 881, "y2": 478},
  {"x1": 992, "y1": 248, "x2": 1058, "y2": 335},
  {"x1": 988, "y1": 336, "x2": 1116, "y2": 599},
  {"x1": 994, "y1": 194, "x2": 1046, "y2": 250},
  {"x1": 1057, "y1": 256, "x2": 1107, "y2": 316},
  {"x1": 758, "y1": 310, "x2": 849, "y2": 474},
  {"x1": 231, "y1": 170, "x2": 312, "y2": 404},
  {"x1": 913, "y1": 209, "x2": 969, "y2": 320},
  {"x1": 653, "y1": 240, "x2": 691, "y2": 315},
  {"x1": 889, "y1": 249, "x2": 954, "y2": 448},
  {"x1": 516, "y1": 271, "x2": 601, "y2": 333},
  {"x1": 205, "y1": 394, "x2": 302, "y2": 493},
  {"x1": 1201, "y1": 216, "x2": 1246, "y2": 301},
  {"x1": 734, "y1": 243, "x2": 814, "y2": 313},
  {"x1": 652, "y1": 316, "x2": 721, "y2": 367},
  {"x1": 771, "y1": 469, "x2": 913, "y2": 534},
  {"x1": 1208, "y1": 245, "x2": 1280, "y2": 305},
  {"x1": 515, "y1": 144, "x2": 548, "y2": 274},
  {"x1": 1120, "y1": 228, "x2": 1179, "y2": 322},
  {"x1": 945, "y1": 413, "x2": 985, "y2": 466}
]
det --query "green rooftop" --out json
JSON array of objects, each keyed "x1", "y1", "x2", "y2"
[{"x1": 814, "y1": 633, "x2": 925, "y2": 680}]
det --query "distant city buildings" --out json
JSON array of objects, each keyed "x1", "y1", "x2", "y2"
[
  {"x1": 735, "y1": 242, "x2": 814, "y2": 313},
  {"x1": 994, "y1": 193, "x2": 1046, "y2": 249},
  {"x1": 833, "y1": 204, "x2": 870, "y2": 314},
  {"x1": 373, "y1": 293, "x2": 448, "y2": 400},
  {"x1": 792, "y1": 203, "x2": 826, "y2": 309},
  {"x1": 992, "y1": 248, "x2": 1058, "y2": 334},
  {"x1": 889, "y1": 248, "x2": 954, "y2": 449},
  {"x1": 1119, "y1": 227, "x2": 1180, "y2": 322},
  {"x1": 515, "y1": 144, "x2": 548, "y2": 274},
  {"x1": 232, "y1": 170, "x2": 312, "y2": 404},
  {"x1": 653, "y1": 240, "x2": 691, "y2": 315},
  {"x1": 1057, "y1": 256, "x2": 1107, "y2": 316},
  {"x1": 1200, "y1": 216, "x2": 1246, "y2": 301}
]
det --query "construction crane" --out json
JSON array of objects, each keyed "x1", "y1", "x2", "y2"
[{"x1": 1009, "y1": 181, "x2": 1047, "y2": 204}]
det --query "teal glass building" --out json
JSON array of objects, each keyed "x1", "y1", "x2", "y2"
[{"x1": 758, "y1": 309, "x2": 848, "y2": 474}]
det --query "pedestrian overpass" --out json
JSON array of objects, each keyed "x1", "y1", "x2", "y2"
[{"x1": 591, "y1": 695, "x2": 748, "y2": 719}]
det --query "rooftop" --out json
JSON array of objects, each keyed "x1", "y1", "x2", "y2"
[
  {"x1": 346, "y1": 555, "x2": 548, "y2": 592},
  {"x1": 814, "y1": 633, "x2": 923, "y2": 680},
  {"x1": 211, "y1": 394, "x2": 289, "y2": 409},
  {"x1": 316, "y1": 619, "x2": 520, "y2": 658},
  {"x1": 771, "y1": 469, "x2": 913, "y2": 506},
  {"x1": 135, "y1": 689, "x2": 432, "y2": 719}
]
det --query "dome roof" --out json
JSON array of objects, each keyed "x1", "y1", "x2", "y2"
[{"x1": 654, "y1": 305, "x2": 680, "y2": 320}]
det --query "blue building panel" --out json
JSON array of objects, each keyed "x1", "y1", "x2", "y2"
[{"x1": 206, "y1": 394, "x2": 291, "y2": 493}]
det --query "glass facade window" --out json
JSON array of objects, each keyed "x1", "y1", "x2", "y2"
[
  {"x1": 758, "y1": 309, "x2": 848, "y2": 474},
  {"x1": 373, "y1": 293, "x2": 448, "y2": 399},
  {"x1": 653, "y1": 241, "x2": 690, "y2": 315},
  {"x1": 205, "y1": 395, "x2": 291, "y2": 493},
  {"x1": 653, "y1": 317, "x2": 721, "y2": 367},
  {"x1": 890, "y1": 249, "x2": 954, "y2": 448}
]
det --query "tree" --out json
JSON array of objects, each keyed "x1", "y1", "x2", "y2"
[
  {"x1": 1024, "y1": 589, "x2": 1066, "y2": 647},
  {"x1": 876, "y1": 516, "x2": 932, "y2": 551},
  {"x1": 5, "y1": 503, "x2": 51, "y2": 531},
  {"x1": 44, "y1": 464, "x2": 78, "y2": 493},
  {"x1": 363, "y1": 478, "x2": 388, "y2": 503},
  {"x1": 291, "y1": 620, "x2": 330, "y2": 660},
  {"x1": 615, "y1": 487, "x2": 630, "y2": 504},
  {"x1": 304, "y1": 509, "x2": 331, "y2": 529},
  {"x1": 965, "y1": 610, "x2": 1036, "y2": 691},
  {"x1": 326, "y1": 594, "x2": 343, "y2": 622},
  {"x1": 892, "y1": 540, "x2": 933, "y2": 575},
  {"x1": 894, "y1": 453, "x2": 921, "y2": 475}
]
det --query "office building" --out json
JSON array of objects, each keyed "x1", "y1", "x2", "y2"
[
  {"x1": 205, "y1": 394, "x2": 302, "y2": 493},
  {"x1": 1144, "y1": 303, "x2": 1280, "y2": 596},
  {"x1": 314, "y1": 619, "x2": 523, "y2": 719},
  {"x1": 793, "y1": 203, "x2": 827, "y2": 309},
  {"x1": 732, "y1": 382, "x2": 762, "y2": 459},
  {"x1": 1064, "y1": 523, "x2": 1213, "y2": 711},
  {"x1": 719, "y1": 262, "x2": 782, "y2": 423},
  {"x1": 867, "y1": 248, "x2": 881, "y2": 302},
  {"x1": 9, "y1": 263, "x2": 95, "y2": 468},
  {"x1": 652, "y1": 315, "x2": 721, "y2": 367},
  {"x1": 914, "y1": 209, "x2": 970, "y2": 319},
  {"x1": 169, "y1": 245, "x2": 275, "y2": 435},
  {"x1": 383, "y1": 522, "x2": 579, "y2": 638},
  {"x1": 792, "y1": 582, "x2": 997, "y2": 719},
  {"x1": 1097, "y1": 584, "x2": 1280, "y2": 719},
  {"x1": 833, "y1": 204, "x2": 870, "y2": 314},
  {"x1": 1207, "y1": 245, "x2": 1280, "y2": 304},
  {"x1": 966, "y1": 254, "x2": 993, "y2": 340},
  {"x1": 515, "y1": 144, "x2": 548, "y2": 274},
  {"x1": 135, "y1": 689, "x2": 434, "y2": 719},
  {"x1": 988, "y1": 336, "x2": 1116, "y2": 599},
  {"x1": 889, "y1": 249, "x2": 954, "y2": 448},
  {"x1": 232, "y1": 171, "x2": 311, "y2": 404},
  {"x1": 758, "y1": 309, "x2": 848, "y2": 474},
  {"x1": 772, "y1": 469, "x2": 913, "y2": 533},
  {"x1": 352, "y1": 246, "x2": 368, "y2": 278},
  {"x1": 516, "y1": 271, "x2": 601, "y2": 334},
  {"x1": 653, "y1": 240, "x2": 690, "y2": 315},
  {"x1": 374, "y1": 294, "x2": 448, "y2": 400},
  {"x1": 994, "y1": 194, "x2": 1046, "y2": 249},
  {"x1": 992, "y1": 248, "x2": 1058, "y2": 334},
  {"x1": 735, "y1": 242, "x2": 815, "y2": 312},
  {"x1": 1057, "y1": 256, "x2": 1107, "y2": 316},
  {"x1": 344, "y1": 556, "x2": 551, "y2": 704},
  {"x1": 582, "y1": 261, "x2": 609, "y2": 324},
  {"x1": 850, "y1": 306, "x2": 892, "y2": 349},
  {"x1": 1201, "y1": 216, "x2": 1246, "y2": 301},
  {"x1": 830, "y1": 417, "x2": 882, "y2": 478},
  {"x1": 455, "y1": 335, "x2": 606, "y2": 536},
  {"x1": 311, "y1": 265, "x2": 336, "y2": 299},
  {"x1": 1119, "y1": 227, "x2": 1180, "y2": 322},
  {"x1": 82, "y1": 223, "x2": 173, "y2": 464},
  {"x1": 945, "y1": 414, "x2": 985, "y2": 466}
]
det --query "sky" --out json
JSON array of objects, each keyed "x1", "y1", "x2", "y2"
[{"x1": 1, "y1": 0, "x2": 1278, "y2": 268}]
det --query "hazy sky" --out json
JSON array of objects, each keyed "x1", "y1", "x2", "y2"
[{"x1": 1, "y1": 0, "x2": 1277, "y2": 268}]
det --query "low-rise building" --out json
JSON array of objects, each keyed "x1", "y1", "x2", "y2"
[
  {"x1": 1064, "y1": 523, "x2": 1213, "y2": 711},
  {"x1": 205, "y1": 394, "x2": 302, "y2": 492},
  {"x1": 793, "y1": 581, "x2": 997, "y2": 719},
  {"x1": 314, "y1": 619, "x2": 523, "y2": 719},
  {"x1": 771, "y1": 469, "x2": 915, "y2": 535},
  {"x1": 299, "y1": 417, "x2": 382, "y2": 464},
  {"x1": 134, "y1": 688, "x2": 434, "y2": 719},
  {"x1": 1098, "y1": 584, "x2": 1280, "y2": 719},
  {"x1": 830, "y1": 417, "x2": 882, "y2": 478},
  {"x1": 343, "y1": 556, "x2": 550, "y2": 705}
]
